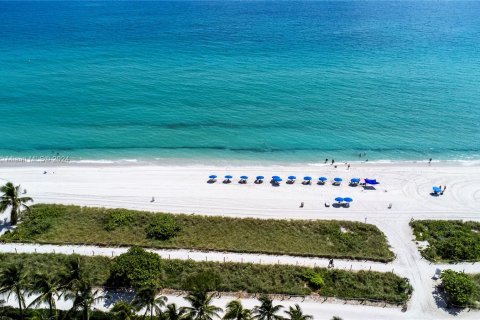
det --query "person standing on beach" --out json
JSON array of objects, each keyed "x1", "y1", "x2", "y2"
[
  {"x1": 429, "y1": 158, "x2": 432, "y2": 165},
  {"x1": 347, "y1": 163, "x2": 350, "y2": 170},
  {"x1": 331, "y1": 159, "x2": 335, "y2": 165}
]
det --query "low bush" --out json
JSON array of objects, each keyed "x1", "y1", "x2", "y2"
[
  {"x1": 440, "y1": 270, "x2": 479, "y2": 307},
  {"x1": 108, "y1": 247, "x2": 162, "y2": 288},
  {"x1": 410, "y1": 220, "x2": 480, "y2": 262},
  {"x1": 145, "y1": 215, "x2": 181, "y2": 240},
  {"x1": 303, "y1": 270, "x2": 325, "y2": 289},
  {"x1": 104, "y1": 209, "x2": 135, "y2": 231}
]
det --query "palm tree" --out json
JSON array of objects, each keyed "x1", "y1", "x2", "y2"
[
  {"x1": 0, "y1": 264, "x2": 28, "y2": 319},
  {"x1": 64, "y1": 280, "x2": 105, "y2": 320},
  {"x1": 0, "y1": 182, "x2": 33, "y2": 225},
  {"x1": 223, "y1": 300, "x2": 251, "y2": 320},
  {"x1": 110, "y1": 300, "x2": 136, "y2": 320},
  {"x1": 159, "y1": 303, "x2": 188, "y2": 320},
  {"x1": 284, "y1": 305, "x2": 311, "y2": 320},
  {"x1": 132, "y1": 287, "x2": 167, "y2": 320},
  {"x1": 252, "y1": 295, "x2": 283, "y2": 320},
  {"x1": 184, "y1": 291, "x2": 222, "y2": 320},
  {"x1": 28, "y1": 273, "x2": 60, "y2": 319},
  {"x1": 59, "y1": 256, "x2": 83, "y2": 292}
]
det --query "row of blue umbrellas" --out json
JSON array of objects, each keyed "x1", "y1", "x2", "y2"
[{"x1": 209, "y1": 175, "x2": 349, "y2": 181}]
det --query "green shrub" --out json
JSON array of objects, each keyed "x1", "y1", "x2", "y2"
[
  {"x1": 303, "y1": 270, "x2": 325, "y2": 289},
  {"x1": 410, "y1": 220, "x2": 480, "y2": 262},
  {"x1": 182, "y1": 270, "x2": 222, "y2": 293},
  {"x1": 108, "y1": 247, "x2": 162, "y2": 288},
  {"x1": 441, "y1": 270, "x2": 478, "y2": 307},
  {"x1": 104, "y1": 209, "x2": 135, "y2": 231},
  {"x1": 145, "y1": 215, "x2": 181, "y2": 240}
]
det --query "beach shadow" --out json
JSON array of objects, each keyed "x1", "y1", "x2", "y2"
[
  {"x1": 301, "y1": 181, "x2": 311, "y2": 185},
  {"x1": 362, "y1": 186, "x2": 376, "y2": 191},
  {"x1": 430, "y1": 192, "x2": 440, "y2": 197},
  {"x1": 286, "y1": 180, "x2": 294, "y2": 185},
  {"x1": 222, "y1": 180, "x2": 231, "y2": 184},
  {"x1": 254, "y1": 180, "x2": 263, "y2": 184},
  {"x1": 332, "y1": 203, "x2": 342, "y2": 208},
  {"x1": 207, "y1": 179, "x2": 216, "y2": 184},
  {"x1": 432, "y1": 286, "x2": 462, "y2": 316},
  {"x1": 103, "y1": 289, "x2": 136, "y2": 308},
  {"x1": 0, "y1": 218, "x2": 14, "y2": 237}
]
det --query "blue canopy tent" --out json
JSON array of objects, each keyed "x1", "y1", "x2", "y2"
[
  {"x1": 351, "y1": 178, "x2": 360, "y2": 183},
  {"x1": 335, "y1": 197, "x2": 344, "y2": 203},
  {"x1": 365, "y1": 179, "x2": 379, "y2": 185},
  {"x1": 209, "y1": 175, "x2": 217, "y2": 179},
  {"x1": 288, "y1": 176, "x2": 296, "y2": 180},
  {"x1": 433, "y1": 186, "x2": 442, "y2": 194},
  {"x1": 240, "y1": 175, "x2": 248, "y2": 180},
  {"x1": 256, "y1": 176, "x2": 264, "y2": 180},
  {"x1": 319, "y1": 177, "x2": 327, "y2": 181},
  {"x1": 225, "y1": 175, "x2": 233, "y2": 179},
  {"x1": 334, "y1": 178, "x2": 343, "y2": 182}
]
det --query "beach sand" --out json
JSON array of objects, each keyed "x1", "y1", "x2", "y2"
[{"x1": 0, "y1": 161, "x2": 479, "y2": 319}]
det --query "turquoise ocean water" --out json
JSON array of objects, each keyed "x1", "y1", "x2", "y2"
[{"x1": 1, "y1": 1, "x2": 479, "y2": 164}]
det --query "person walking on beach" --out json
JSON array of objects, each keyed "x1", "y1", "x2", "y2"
[
  {"x1": 429, "y1": 158, "x2": 432, "y2": 165},
  {"x1": 331, "y1": 159, "x2": 335, "y2": 165},
  {"x1": 300, "y1": 202, "x2": 304, "y2": 208},
  {"x1": 325, "y1": 158, "x2": 328, "y2": 163},
  {"x1": 347, "y1": 163, "x2": 350, "y2": 170}
]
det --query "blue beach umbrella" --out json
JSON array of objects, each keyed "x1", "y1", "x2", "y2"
[
  {"x1": 256, "y1": 176, "x2": 264, "y2": 180},
  {"x1": 335, "y1": 197, "x2": 344, "y2": 202},
  {"x1": 344, "y1": 197, "x2": 353, "y2": 203},
  {"x1": 225, "y1": 175, "x2": 233, "y2": 179},
  {"x1": 303, "y1": 176, "x2": 312, "y2": 181},
  {"x1": 288, "y1": 176, "x2": 296, "y2": 180},
  {"x1": 240, "y1": 176, "x2": 248, "y2": 180},
  {"x1": 334, "y1": 177, "x2": 343, "y2": 182},
  {"x1": 319, "y1": 177, "x2": 328, "y2": 181},
  {"x1": 209, "y1": 175, "x2": 217, "y2": 179},
  {"x1": 351, "y1": 178, "x2": 360, "y2": 183},
  {"x1": 433, "y1": 186, "x2": 441, "y2": 193},
  {"x1": 273, "y1": 176, "x2": 282, "y2": 182}
]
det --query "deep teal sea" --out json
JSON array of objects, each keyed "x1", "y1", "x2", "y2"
[{"x1": 1, "y1": 1, "x2": 479, "y2": 164}]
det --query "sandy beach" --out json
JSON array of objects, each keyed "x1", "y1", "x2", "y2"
[{"x1": 0, "y1": 161, "x2": 479, "y2": 319}]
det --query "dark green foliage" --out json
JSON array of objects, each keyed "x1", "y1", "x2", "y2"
[
  {"x1": 145, "y1": 215, "x2": 181, "y2": 240},
  {"x1": 2, "y1": 204, "x2": 394, "y2": 262},
  {"x1": 410, "y1": 220, "x2": 480, "y2": 262},
  {"x1": 440, "y1": 270, "x2": 479, "y2": 307},
  {"x1": 0, "y1": 306, "x2": 121, "y2": 320},
  {"x1": 108, "y1": 247, "x2": 162, "y2": 288},
  {"x1": 0, "y1": 252, "x2": 411, "y2": 303},
  {"x1": 182, "y1": 270, "x2": 222, "y2": 293},
  {"x1": 104, "y1": 209, "x2": 135, "y2": 231}
]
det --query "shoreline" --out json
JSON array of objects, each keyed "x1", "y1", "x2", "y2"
[{"x1": 1, "y1": 157, "x2": 480, "y2": 168}]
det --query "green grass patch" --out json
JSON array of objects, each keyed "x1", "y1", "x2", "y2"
[
  {"x1": 410, "y1": 220, "x2": 480, "y2": 262},
  {"x1": 1, "y1": 204, "x2": 394, "y2": 262},
  {"x1": 0, "y1": 251, "x2": 411, "y2": 304}
]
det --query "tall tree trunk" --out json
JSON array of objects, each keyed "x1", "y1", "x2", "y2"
[
  {"x1": 17, "y1": 289, "x2": 23, "y2": 320},
  {"x1": 84, "y1": 304, "x2": 89, "y2": 320},
  {"x1": 11, "y1": 204, "x2": 18, "y2": 225}
]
